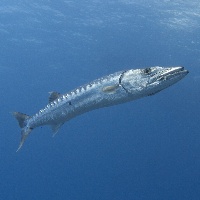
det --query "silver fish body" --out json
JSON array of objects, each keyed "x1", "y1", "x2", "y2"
[
  {"x1": 13, "y1": 66, "x2": 189, "y2": 151},
  {"x1": 29, "y1": 71, "x2": 126, "y2": 128}
]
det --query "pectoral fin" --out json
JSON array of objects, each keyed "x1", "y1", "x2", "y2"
[{"x1": 102, "y1": 84, "x2": 119, "y2": 94}]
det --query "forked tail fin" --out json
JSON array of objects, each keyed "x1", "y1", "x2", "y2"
[{"x1": 12, "y1": 112, "x2": 33, "y2": 152}]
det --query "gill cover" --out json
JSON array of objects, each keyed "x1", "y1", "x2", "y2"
[
  {"x1": 120, "y1": 66, "x2": 189, "y2": 96},
  {"x1": 120, "y1": 69, "x2": 149, "y2": 94}
]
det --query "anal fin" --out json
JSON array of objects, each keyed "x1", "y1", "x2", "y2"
[{"x1": 51, "y1": 123, "x2": 63, "y2": 137}]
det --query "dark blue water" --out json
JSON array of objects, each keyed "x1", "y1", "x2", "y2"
[{"x1": 1, "y1": 1, "x2": 200, "y2": 199}]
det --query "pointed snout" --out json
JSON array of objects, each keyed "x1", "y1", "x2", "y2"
[
  {"x1": 161, "y1": 66, "x2": 189, "y2": 78},
  {"x1": 168, "y1": 66, "x2": 189, "y2": 74}
]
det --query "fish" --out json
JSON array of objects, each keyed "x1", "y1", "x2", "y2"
[{"x1": 13, "y1": 66, "x2": 189, "y2": 151}]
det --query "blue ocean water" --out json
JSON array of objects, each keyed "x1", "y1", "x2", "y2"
[{"x1": 0, "y1": 0, "x2": 200, "y2": 199}]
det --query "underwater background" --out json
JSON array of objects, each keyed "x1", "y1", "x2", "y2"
[{"x1": 1, "y1": 0, "x2": 200, "y2": 199}]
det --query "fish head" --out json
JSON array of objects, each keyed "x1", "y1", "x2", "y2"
[{"x1": 121, "y1": 66, "x2": 189, "y2": 97}]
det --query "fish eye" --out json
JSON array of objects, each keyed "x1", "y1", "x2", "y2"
[{"x1": 144, "y1": 68, "x2": 151, "y2": 74}]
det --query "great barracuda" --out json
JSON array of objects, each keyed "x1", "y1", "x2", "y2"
[{"x1": 13, "y1": 66, "x2": 188, "y2": 151}]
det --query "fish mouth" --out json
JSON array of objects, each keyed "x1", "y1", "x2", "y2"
[{"x1": 157, "y1": 66, "x2": 189, "y2": 81}]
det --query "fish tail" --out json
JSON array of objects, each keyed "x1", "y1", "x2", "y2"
[{"x1": 12, "y1": 112, "x2": 33, "y2": 152}]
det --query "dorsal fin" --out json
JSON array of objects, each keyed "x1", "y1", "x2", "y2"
[{"x1": 48, "y1": 91, "x2": 61, "y2": 103}]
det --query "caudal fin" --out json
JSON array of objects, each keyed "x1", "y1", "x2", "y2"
[{"x1": 12, "y1": 112, "x2": 33, "y2": 152}]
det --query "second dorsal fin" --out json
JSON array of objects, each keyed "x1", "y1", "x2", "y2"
[{"x1": 48, "y1": 91, "x2": 61, "y2": 103}]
